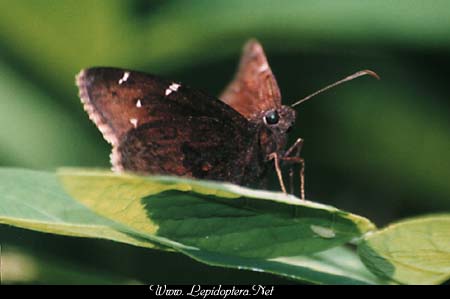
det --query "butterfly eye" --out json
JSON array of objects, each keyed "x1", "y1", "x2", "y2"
[{"x1": 265, "y1": 111, "x2": 279, "y2": 125}]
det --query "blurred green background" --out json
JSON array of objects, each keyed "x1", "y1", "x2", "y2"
[{"x1": 0, "y1": 0, "x2": 449, "y2": 284}]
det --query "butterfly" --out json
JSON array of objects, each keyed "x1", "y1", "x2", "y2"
[{"x1": 76, "y1": 39, "x2": 378, "y2": 199}]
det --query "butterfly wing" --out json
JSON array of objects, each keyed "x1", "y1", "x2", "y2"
[
  {"x1": 220, "y1": 39, "x2": 282, "y2": 121},
  {"x1": 76, "y1": 67, "x2": 263, "y2": 185}
]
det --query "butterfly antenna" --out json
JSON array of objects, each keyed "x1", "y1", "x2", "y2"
[{"x1": 291, "y1": 70, "x2": 380, "y2": 107}]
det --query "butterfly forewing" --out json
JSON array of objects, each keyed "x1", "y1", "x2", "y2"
[
  {"x1": 76, "y1": 68, "x2": 171, "y2": 146},
  {"x1": 220, "y1": 39, "x2": 282, "y2": 121},
  {"x1": 76, "y1": 67, "x2": 262, "y2": 185}
]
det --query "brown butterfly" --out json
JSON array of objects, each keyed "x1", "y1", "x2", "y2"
[{"x1": 76, "y1": 39, "x2": 378, "y2": 199}]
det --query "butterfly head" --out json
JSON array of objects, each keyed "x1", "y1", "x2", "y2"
[
  {"x1": 262, "y1": 106, "x2": 296, "y2": 134},
  {"x1": 259, "y1": 105, "x2": 296, "y2": 157}
]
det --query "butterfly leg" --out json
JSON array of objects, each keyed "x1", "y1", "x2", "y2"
[
  {"x1": 282, "y1": 156, "x2": 306, "y2": 200},
  {"x1": 281, "y1": 138, "x2": 306, "y2": 200},
  {"x1": 285, "y1": 137, "x2": 304, "y2": 157},
  {"x1": 268, "y1": 152, "x2": 287, "y2": 193}
]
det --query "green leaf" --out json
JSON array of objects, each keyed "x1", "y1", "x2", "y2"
[
  {"x1": 183, "y1": 246, "x2": 386, "y2": 285},
  {"x1": 358, "y1": 214, "x2": 450, "y2": 285},
  {"x1": 57, "y1": 168, "x2": 375, "y2": 259},
  {"x1": 2, "y1": 246, "x2": 138, "y2": 284},
  {"x1": 0, "y1": 168, "x2": 163, "y2": 250},
  {"x1": 0, "y1": 167, "x2": 380, "y2": 284}
]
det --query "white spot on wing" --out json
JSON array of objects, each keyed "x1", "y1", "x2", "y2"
[
  {"x1": 129, "y1": 118, "x2": 138, "y2": 128},
  {"x1": 118, "y1": 72, "x2": 130, "y2": 84},
  {"x1": 136, "y1": 99, "x2": 142, "y2": 108},
  {"x1": 257, "y1": 63, "x2": 269, "y2": 73},
  {"x1": 169, "y1": 83, "x2": 180, "y2": 91},
  {"x1": 165, "y1": 82, "x2": 181, "y2": 96}
]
